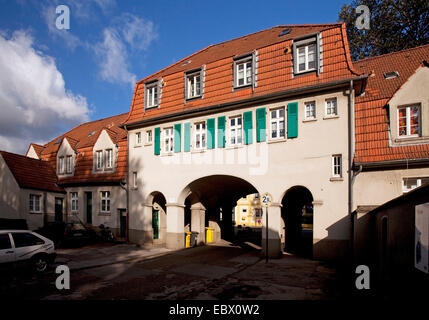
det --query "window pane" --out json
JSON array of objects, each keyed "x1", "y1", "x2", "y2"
[
  {"x1": 237, "y1": 117, "x2": 242, "y2": 126},
  {"x1": 12, "y1": 233, "x2": 44, "y2": 248},
  {"x1": 279, "y1": 109, "x2": 285, "y2": 118},
  {"x1": 0, "y1": 234, "x2": 11, "y2": 250}
]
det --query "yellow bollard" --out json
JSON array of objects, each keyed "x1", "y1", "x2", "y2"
[
  {"x1": 206, "y1": 227, "x2": 214, "y2": 243},
  {"x1": 185, "y1": 232, "x2": 191, "y2": 248}
]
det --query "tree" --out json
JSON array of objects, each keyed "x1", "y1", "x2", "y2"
[{"x1": 338, "y1": 0, "x2": 429, "y2": 60}]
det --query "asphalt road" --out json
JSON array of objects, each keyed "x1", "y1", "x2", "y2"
[{"x1": 0, "y1": 241, "x2": 346, "y2": 300}]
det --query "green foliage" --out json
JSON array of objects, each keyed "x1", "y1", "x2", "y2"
[{"x1": 338, "y1": 0, "x2": 429, "y2": 60}]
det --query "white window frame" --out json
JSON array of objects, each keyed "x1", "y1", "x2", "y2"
[
  {"x1": 71, "y1": 192, "x2": 78, "y2": 212},
  {"x1": 402, "y1": 177, "x2": 429, "y2": 193},
  {"x1": 96, "y1": 150, "x2": 103, "y2": 170},
  {"x1": 332, "y1": 154, "x2": 342, "y2": 178},
  {"x1": 162, "y1": 127, "x2": 174, "y2": 153},
  {"x1": 397, "y1": 105, "x2": 421, "y2": 138},
  {"x1": 59, "y1": 156, "x2": 64, "y2": 174},
  {"x1": 234, "y1": 56, "x2": 253, "y2": 88},
  {"x1": 100, "y1": 191, "x2": 110, "y2": 213},
  {"x1": 296, "y1": 43, "x2": 317, "y2": 73},
  {"x1": 29, "y1": 194, "x2": 41, "y2": 213},
  {"x1": 66, "y1": 155, "x2": 72, "y2": 173},
  {"x1": 146, "y1": 130, "x2": 153, "y2": 144},
  {"x1": 305, "y1": 101, "x2": 316, "y2": 120},
  {"x1": 270, "y1": 108, "x2": 286, "y2": 140},
  {"x1": 135, "y1": 132, "x2": 142, "y2": 146},
  {"x1": 105, "y1": 149, "x2": 113, "y2": 169},
  {"x1": 186, "y1": 71, "x2": 202, "y2": 99},
  {"x1": 325, "y1": 98, "x2": 338, "y2": 117},
  {"x1": 229, "y1": 115, "x2": 243, "y2": 146},
  {"x1": 194, "y1": 121, "x2": 206, "y2": 150},
  {"x1": 145, "y1": 82, "x2": 158, "y2": 109}
]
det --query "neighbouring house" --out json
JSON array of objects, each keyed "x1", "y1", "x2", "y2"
[
  {"x1": 352, "y1": 44, "x2": 429, "y2": 264},
  {"x1": 122, "y1": 23, "x2": 368, "y2": 260},
  {"x1": 0, "y1": 151, "x2": 66, "y2": 230},
  {"x1": 362, "y1": 184, "x2": 429, "y2": 297}
]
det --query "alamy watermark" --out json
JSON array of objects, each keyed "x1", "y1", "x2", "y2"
[
  {"x1": 355, "y1": 265, "x2": 370, "y2": 289},
  {"x1": 55, "y1": 265, "x2": 70, "y2": 290},
  {"x1": 355, "y1": 5, "x2": 370, "y2": 30},
  {"x1": 55, "y1": 5, "x2": 70, "y2": 30}
]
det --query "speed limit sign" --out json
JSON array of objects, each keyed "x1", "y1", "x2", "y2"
[{"x1": 261, "y1": 192, "x2": 273, "y2": 207}]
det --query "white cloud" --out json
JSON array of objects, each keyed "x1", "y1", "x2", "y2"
[
  {"x1": 93, "y1": 14, "x2": 157, "y2": 87},
  {"x1": 0, "y1": 30, "x2": 90, "y2": 154}
]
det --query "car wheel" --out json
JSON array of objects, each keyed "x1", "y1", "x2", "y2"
[{"x1": 32, "y1": 255, "x2": 49, "y2": 273}]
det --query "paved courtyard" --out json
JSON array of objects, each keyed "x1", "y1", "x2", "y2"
[{"x1": 1, "y1": 241, "x2": 351, "y2": 300}]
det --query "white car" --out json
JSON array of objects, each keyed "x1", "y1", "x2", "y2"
[{"x1": 0, "y1": 230, "x2": 56, "y2": 272}]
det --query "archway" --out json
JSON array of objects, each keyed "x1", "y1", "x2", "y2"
[
  {"x1": 178, "y1": 175, "x2": 259, "y2": 244},
  {"x1": 281, "y1": 186, "x2": 313, "y2": 258}
]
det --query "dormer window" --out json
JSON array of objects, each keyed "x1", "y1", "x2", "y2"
[
  {"x1": 105, "y1": 149, "x2": 113, "y2": 169},
  {"x1": 384, "y1": 71, "x2": 399, "y2": 79},
  {"x1": 185, "y1": 69, "x2": 202, "y2": 99},
  {"x1": 96, "y1": 150, "x2": 103, "y2": 170},
  {"x1": 234, "y1": 54, "x2": 253, "y2": 88},
  {"x1": 293, "y1": 35, "x2": 319, "y2": 75},
  {"x1": 66, "y1": 155, "x2": 72, "y2": 174},
  {"x1": 59, "y1": 156, "x2": 65, "y2": 174},
  {"x1": 398, "y1": 105, "x2": 420, "y2": 137},
  {"x1": 145, "y1": 81, "x2": 159, "y2": 109}
]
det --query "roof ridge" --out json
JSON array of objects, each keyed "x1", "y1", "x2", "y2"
[{"x1": 354, "y1": 43, "x2": 429, "y2": 64}]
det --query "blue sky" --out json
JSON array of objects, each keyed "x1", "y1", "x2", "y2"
[{"x1": 0, "y1": 0, "x2": 351, "y2": 153}]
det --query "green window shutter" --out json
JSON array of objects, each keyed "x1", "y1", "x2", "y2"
[
  {"x1": 174, "y1": 123, "x2": 181, "y2": 153},
  {"x1": 243, "y1": 111, "x2": 253, "y2": 145},
  {"x1": 287, "y1": 102, "x2": 298, "y2": 138},
  {"x1": 184, "y1": 122, "x2": 191, "y2": 152},
  {"x1": 217, "y1": 116, "x2": 226, "y2": 148},
  {"x1": 256, "y1": 107, "x2": 266, "y2": 142},
  {"x1": 154, "y1": 127, "x2": 161, "y2": 155},
  {"x1": 207, "y1": 118, "x2": 215, "y2": 149}
]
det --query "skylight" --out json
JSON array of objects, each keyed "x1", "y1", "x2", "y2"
[
  {"x1": 279, "y1": 28, "x2": 291, "y2": 37},
  {"x1": 88, "y1": 131, "x2": 96, "y2": 137},
  {"x1": 383, "y1": 71, "x2": 399, "y2": 79}
]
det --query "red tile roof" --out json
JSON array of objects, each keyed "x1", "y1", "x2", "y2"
[
  {"x1": 125, "y1": 23, "x2": 361, "y2": 125},
  {"x1": 0, "y1": 151, "x2": 65, "y2": 193},
  {"x1": 354, "y1": 44, "x2": 429, "y2": 164},
  {"x1": 38, "y1": 113, "x2": 128, "y2": 185}
]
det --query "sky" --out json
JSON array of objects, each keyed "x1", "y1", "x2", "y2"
[{"x1": 0, "y1": 0, "x2": 352, "y2": 154}]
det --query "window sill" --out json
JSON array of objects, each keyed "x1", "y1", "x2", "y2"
[
  {"x1": 99, "y1": 212, "x2": 111, "y2": 216},
  {"x1": 303, "y1": 118, "x2": 317, "y2": 123},
  {"x1": 330, "y1": 177, "x2": 344, "y2": 182},
  {"x1": 145, "y1": 105, "x2": 159, "y2": 110},
  {"x1": 226, "y1": 145, "x2": 244, "y2": 150},
  {"x1": 393, "y1": 136, "x2": 429, "y2": 145},
  {"x1": 191, "y1": 149, "x2": 206, "y2": 154},
  {"x1": 144, "y1": 142, "x2": 153, "y2": 146},
  {"x1": 134, "y1": 144, "x2": 142, "y2": 148},
  {"x1": 160, "y1": 152, "x2": 174, "y2": 157},
  {"x1": 29, "y1": 211, "x2": 42, "y2": 214},
  {"x1": 233, "y1": 84, "x2": 253, "y2": 91},
  {"x1": 267, "y1": 138, "x2": 286, "y2": 144},
  {"x1": 185, "y1": 95, "x2": 202, "y2": 102},
  {"x1": 294, "y1": 69, "x2": 317, "y2": 77},
  {"x1": 323, "y1": 115, "x2": 339, "y2": 120}
]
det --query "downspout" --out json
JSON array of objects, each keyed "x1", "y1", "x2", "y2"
[
  {"x1": 121, "y1": 124, "x2": 130, "y2": 242},
  {"x1": 348, "y1": 79, "x2": 354, "y2": 264}
]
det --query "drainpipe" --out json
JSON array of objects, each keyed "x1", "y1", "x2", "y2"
[
  {"x1": 347, "y1": 79, "x2": 354, "y2": 264},
  {"x1": 121, "y1": 124, "x2": 130, "y2": 242}
]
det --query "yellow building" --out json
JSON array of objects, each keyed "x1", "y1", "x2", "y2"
[{"x1": 234, "y1": 194, "x2": 262, "y2": 228}]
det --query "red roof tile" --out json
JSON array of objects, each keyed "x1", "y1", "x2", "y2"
[
  {"x1": 354, "y1": 44, "x2": 429, "y2": 164},
  {"x1": 1, "y1": 151, "x2": 65, "y2": 193},
  {"x1": 125, "y1": 23, "x2": 361, "y2": 125}
]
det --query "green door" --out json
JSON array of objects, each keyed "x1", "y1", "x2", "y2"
[
  {"x1": 152, "y1": 209, "x2": 159, "y2": 239},
  {"x1": 86, "y1": 192, "x2": 92, "y2": 224},
  {"x1": 120, "y1": 210, "x2": 127, "y2": 238}
]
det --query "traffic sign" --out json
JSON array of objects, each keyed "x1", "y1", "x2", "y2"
[{"x1": 260, "y1": 192, "x2": 273, "y2": 207}]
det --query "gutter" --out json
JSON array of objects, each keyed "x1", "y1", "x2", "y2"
[
  {"x1": 121, "y1": 75, "x2": 368, "y2": 129},
  {"x1": 355, "y1": 158, "x2": 429, "y2": 171}
]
